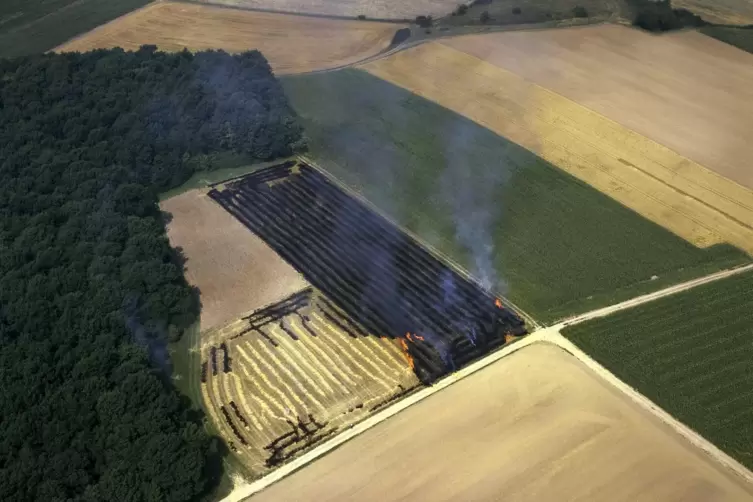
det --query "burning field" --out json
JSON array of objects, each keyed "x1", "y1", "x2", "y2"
[
  {"x1": 198, "y1": 160, "x2": 526, "y2": 472},
  {"x1": 250, "y1": 343, "x2": 753, "y2": 502},
  {"x1": 54, "y1": 2, "x2": 401, "y2": 74},
  {"x1": 200, "y1": 288, "x2": 420, "y2": 473}
]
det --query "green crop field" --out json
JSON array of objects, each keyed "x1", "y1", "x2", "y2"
[
  {"x1": 0, "y1": 0, "x2": 149, "y2": 58},
  {"x1": 281, "y1": 69, "x2": 749, "y2": 323},
  {"x1": 702, "y1": 26, "x2": 753, "y2": 55},
  {"x1": 563, "y1": 271, "x2": 753, "y2": 469}
]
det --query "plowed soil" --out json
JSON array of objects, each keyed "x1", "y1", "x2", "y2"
[
  {"x1": 363, "y1": 32, "x2": 753, "y2": 254},
  {"x1": 250, "y1": 343, "x2": 753, "y2": 502},
  {"x1": 161, "y1": 189, "x2": 307, "y2": 331},
  {"x1": 54, "y1": 2, "x2": 401, "y2": 74}
]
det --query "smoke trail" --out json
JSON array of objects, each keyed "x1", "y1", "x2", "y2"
[{"x1": 440, "y1": 117, "x2": 511, "y2": 295}]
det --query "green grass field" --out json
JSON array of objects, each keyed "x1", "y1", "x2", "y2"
[
  {"x1": 281, "y1": 69, "x2": 749, "y2": 323},
  {"x1": 0, "y1": 0, "x2": 149, "y2": 58},
  {"x1": 563, "y1": 271, "x2": 753, "y2": 469},
  {"x1": 702, "y1": 26, "x2": 753, "y2": 54}
]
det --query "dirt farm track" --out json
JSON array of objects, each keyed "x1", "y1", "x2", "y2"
[
  {"x1": 250, "y1": 343, "x2": 753, "y2": 502},
  {"x1": 364, "y1": 24, "x2": 753, "y2": 254},
  {"x1": 54, "y1": 2, "x2": 401, "y2": 74}
]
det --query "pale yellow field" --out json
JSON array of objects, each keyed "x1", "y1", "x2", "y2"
[
  {"x1": 203, "y1": 292, "x2": 418, "y2": 475},
  {"x1": 196, "y1": 0, "x2": 459, "y2": 20},
  {"x1": 54, "y1": 2, "x2": 401, "y2": 74},
  {"x1": 444, "y1": 26, "x2": 753, "y2": 191},
  {"x1": 363, "y1": 36, "x2": 753, "y2": 254},
  {"x1": 251, "y1": 343, "x2": 753, "y2": 502}
]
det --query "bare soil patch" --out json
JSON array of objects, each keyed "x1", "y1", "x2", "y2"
[
  {"x1": 364, "y1": 37, "x2": 753, "y2": 254},
  {"x1": 161, "y1": 189, "x2": 307, "y2": 331},
  {"x1": 251, "y1": 343, "x2": 753, "y2": 501},
  {"x1": 54, "y1": 2, "x2": 401, "y2": 74}
]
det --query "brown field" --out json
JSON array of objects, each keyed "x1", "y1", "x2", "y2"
[
  {"x1": 161, "y1": 189, "x2": 307, "y2": 331},
  {"x1": 202, "y1": 290, "x2": 419, "y2": 475},
  {"x1": 251, "y1": 343, "x2": 753, "y2": 502},
  {"x1": 363, "y1": 30, "x2": 753, "y2": 254},
  {"x1": 54, "y1": 2, "x2": 401, "y2": 74},
  {"x1": 673, "y1": 0, "x2": 753, "y2": 24},
  {"x1": 195, "y1": 0, "x2": 458, "y2": 20}
]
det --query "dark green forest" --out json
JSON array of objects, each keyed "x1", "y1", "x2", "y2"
[{"x1": 0, "y1": 46, "x2": 302, "y2": 501}]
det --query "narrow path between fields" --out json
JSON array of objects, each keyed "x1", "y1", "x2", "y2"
[{"x1": 224, "y1": 261, "x2": 753, "y2": 501}]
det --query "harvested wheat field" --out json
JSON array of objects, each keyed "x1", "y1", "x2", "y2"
[
  {"x1": 54, "y1": 2, "x2": 401, "y2": 74},
  {"x1": 251, "y1": 343, "x2": 753, "y2": 502},
  {"x1": 201, "y1": 289, "x2": 419, "y2": 475},
  {"x1": 443, "y1": 25, "x2": 753, "y2": 190},
  {"x1": 363, "y1": 35, "x2": 753, "y2": 254},
  {"x1": 161, "y1": 189, "x2": 307, "y2": 331},
  {"x1": 196, "y1": 0, "x2": 458, "y2": 20}
]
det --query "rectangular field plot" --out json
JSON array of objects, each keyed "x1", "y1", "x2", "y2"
[
  {"x1": 208, "y1": 161, "x2": 526, "y2": 384},
  {"x1": 563, "y1": 271, "x2": 753, "y2": 471},
  {"x1": 281, "y1": 69, "x2": 749, "y2": 323},
  {"x1": 251, "y1": 343, "x2": 753, "y2": 502},
  {"x1": 201, "y1": 288, "x2": 419, "y2": 474}
]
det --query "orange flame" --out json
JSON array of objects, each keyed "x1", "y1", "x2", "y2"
[
  {"x1": 399, "y1": 339, "x2": 414, "y2": 369},
  {"x1": 495, "y1": 298, "x2": 503, "y2": 309},
  {"x1": 405, "y1": 332, "x2": 425, "y2": 342}
]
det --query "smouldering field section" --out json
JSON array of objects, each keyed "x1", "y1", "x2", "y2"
[
  {"x1": 251, "y1": 343, "x2": 753, "y2": 502},
  {"x1": 200, "y1": 288, "x2": 420, "y2": 474},
  {"x1": 363, "y1": 35, "x2": 753, "y2": 255},
  {"x1": 197, "y1": 161, "x2": 527, "y2": 472},
  {"x1": 281, "y1": 69, "x2": 749, "y2": 322},
  {"x1": 208, "y1": 161, "x2": 526, "y2": 384},
  {"x1": 564, "y1": 271, "x2": 753, "y2": 472},
  {"x1": 54, "y1": 2, "x2": 401, "y2": 74},
  {"x1": 195, "y1": 0, "x2": 459, "y2": 20}
]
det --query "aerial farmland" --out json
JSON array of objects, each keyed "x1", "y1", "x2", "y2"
[
  {"x1": 10, "y1": 0, "x2": 753, "y2": 499},
  {"x1": 54, "y1": 2, "x2": 402, "y2": 74}
]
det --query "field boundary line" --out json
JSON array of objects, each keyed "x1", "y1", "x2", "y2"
[
  {"x1": 225, "y1": 333, "x2": 544, "y2": 501},
  {"x1": 299, "y1": 155, "x2": 541, "y2": 329},
  {"x1": 50, "y1": 1, "x2": 159, "y2": 52},
  {"x1": 548, "y1": 331, "x2": 753, "y2": 487},
  {"x1": 556, "y1": 262, "x2": 753, "y2": 329}
]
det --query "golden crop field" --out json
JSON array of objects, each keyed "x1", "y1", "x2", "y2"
[
  {"x1": 444, "y1": 26, "x2": 753, "y2": 191},
  {"x1": 196, "y1": 0, "x2": 459, "y2": 20},
  {"x1": 363, "y1": 37, "x2": 753, "y2": 255},
  {"x1": 252, "y1": 343, "x2": 753, "y2": 501},
  {"x1": 202, "y1": 289, "x2": 419, "y2": 475},
  {"x1": 54, "y1": 2, "x2": 401, "y2": 74}
]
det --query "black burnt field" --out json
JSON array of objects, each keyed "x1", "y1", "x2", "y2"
[{"x1": 209, "y1": 161, "x2": 526, "y2": 383}]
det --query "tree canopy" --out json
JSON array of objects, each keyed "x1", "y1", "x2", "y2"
[{"x1": 0, "y1": 46, "x2": 303, "y2": 501}]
